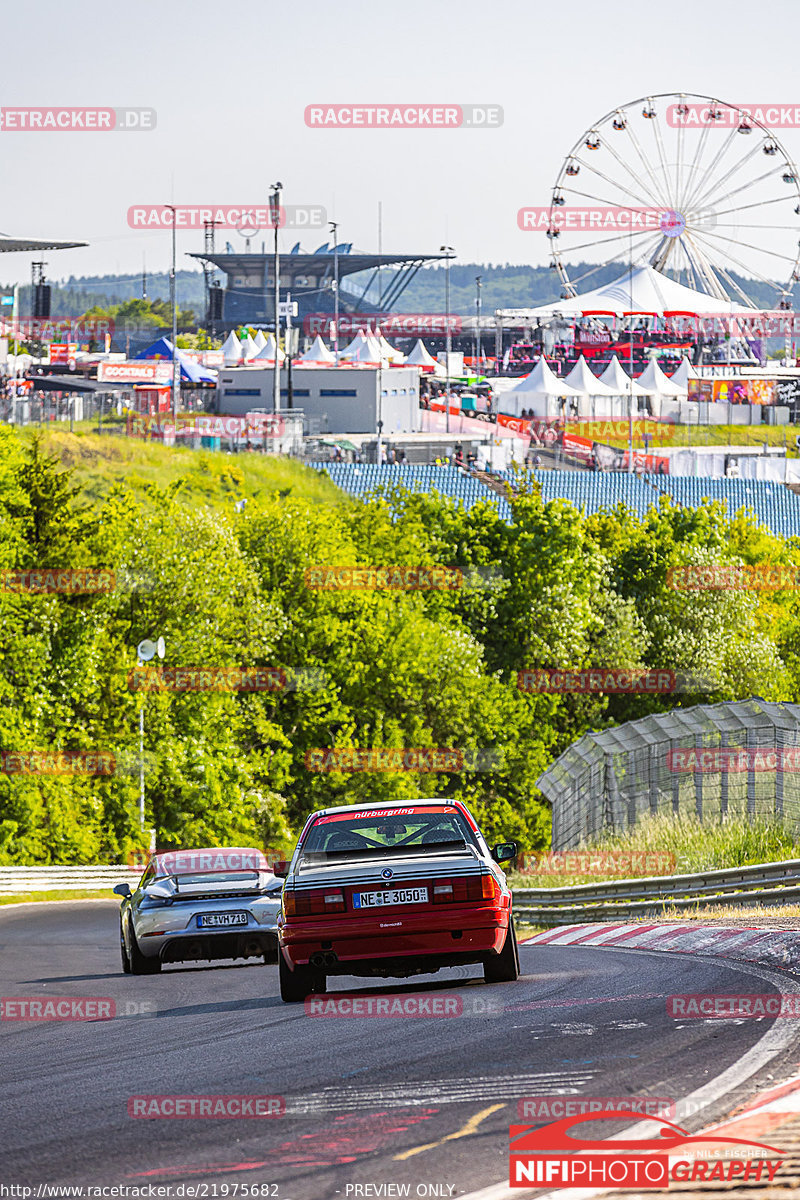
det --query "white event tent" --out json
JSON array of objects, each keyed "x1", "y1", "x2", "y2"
[
  {"x1": 376, "y1": 331, "x2": 405, "y2": 364},
  {"x1": 670, "y1": 356, "x2": 698, "y2": 389},
  {"x1": 503, "y1": 357, "x2": 583, "y2": 418},
  {"x1": 638, "y1": 358, "x2": 687, "y2": 398},
  {"x1": 222, "y1": 330, "x2": 243, "y2": 366},
  {"x1": 297, "y1": 335, "x2": 335, "y2": 365},
  {"x1": 517, "y1": 264, "x2": 738, "y2": 320},
  {"x1": 339, "y1": 329, "x2": 382, "y2": 365},
  {"x1": 254, "y1": 333, "x2": 285, "y2": 364},
  {"x1": 405, "y1": 339, "x2": 438, "y2": 370},
  {"x1": 599, "y1": 355, "x2": 653, "y2": 398},
  {"x1": 562, "y1": 354, "x2": 627, "y2": 420},
  {"x1": 240, "y1": 333, "x2": 260, "y2": 362},
  {"x1": 252, "y1": 330, "x2": 268, "y2": 352}
]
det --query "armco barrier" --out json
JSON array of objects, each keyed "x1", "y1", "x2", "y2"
[
  {"x1": 512, "y1": 858, "x2": 800, "y2": 926},
  {"x1": 0, "y1": 866, "x2": 142, "y2": 894}
]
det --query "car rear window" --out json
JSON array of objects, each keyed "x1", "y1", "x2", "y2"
[{"x1": 300, "y1": 807, "x2": 477, "y2": 859}]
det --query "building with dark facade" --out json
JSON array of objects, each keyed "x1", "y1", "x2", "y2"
[{"x1": 189, "y1": 246, "x2": 447, "y2": 331}]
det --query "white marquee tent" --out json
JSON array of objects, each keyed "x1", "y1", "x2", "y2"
[
  {"x1": 252, "y1": 330, "x2": 268, "y2": 352},
  {"x1": 240, "y1": 333, "x2": 260, "y2": 362},
  {"x1": 376, "y1": 331, "x2": 405, "y2": 364},
  {"x1": 254, "y1": 333, "x2": 285, "y2": 364},
  {"x1": 564, "y1": 354, "x2": 619, "y2": 397},
  {"x1": 561, "y1": 354, "x2": 626, "y2": 419},
  {"x1": 670, "y1": 356, "x2": 699, "y2": 389},
  {"x1": 339, "y1": 329, "x2": 382, "y2": 364},
  {"x1": 509, "y1": 264, "x2": 740, "y2": 320},
  {"x1": 502, "y1": 357, "x2": 583, "y2": 417},
  {"x1": 298, "y1": 335, "x2": 335, "y2": 365},
  {"x1": 405, "y1": 339, "x2": 438, "y2": 369},
  {"x1": 222, "y1": 330, "x2": 243, "y2": 366},
  {"x1": 599, "y1": 355, "x2": 653, "y2": 397},
  {"x1": 638, "y1": 358, "x2": 687, "y2": 397}
]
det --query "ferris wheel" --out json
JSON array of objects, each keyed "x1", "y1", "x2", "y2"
[{"x1": 548, "y1": 93, "x2": 800, "y2": 310}]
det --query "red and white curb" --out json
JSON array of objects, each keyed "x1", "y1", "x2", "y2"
[{"x1": 522, "y1": 921, "x2": 800, "y2": 974}]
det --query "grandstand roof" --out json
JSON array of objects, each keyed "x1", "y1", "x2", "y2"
[
  {"x1": 0, "y1": 233, "x2": 87, "y2": 253},
  {"x1": 190, "y1": 251, "x2": 447, "y2": 279}
]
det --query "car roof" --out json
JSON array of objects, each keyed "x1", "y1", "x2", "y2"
[{"x1": 311, "y1": 798, "x2": 466, "y2": 818}]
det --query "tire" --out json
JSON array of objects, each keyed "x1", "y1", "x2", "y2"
[
  {"x1": 279, "y1": 950, "x2": 325, "y2": 1002},
  {"x1": 120, "y1": 921, "x2": 132, "y2": 974},
  {"x1": 484, "y1": 920, "x2": 520, "y2": 984},
  {"x1": 128, "y1": 922, "x2": 162, "y2": 975}
]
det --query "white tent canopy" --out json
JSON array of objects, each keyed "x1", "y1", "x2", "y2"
[
  {"x1": 513, "y1": 264, "x2": 739, "y2": 320},
  {"x1": 298, "y1": 335, "x2": 335, "y2": 364},
  {"x1": 670, "y1": 356, "x2": 699, "y2": 388},
  {"x1": 254, "y1": 333, "x2": 285, "y2": 363},
  {"x1": 563, "y1": 354, "x2": 618, "y2": 396},
  {"x1": 376, "y1": 331, "x2": 405, "y2": 363},
  {"x1": 339, "y1": 329, "x2": 382, "y2": 364},
  {"x1": 405, "y1": 339, "x2": 438, "y2": 368},
  {"x1": 252, "y1": 330, "x2": 268, "y2": 352},
  {"x1": 599, "y1": 355, "x2": 653, "y2": 397},
  {"x1": 221, "y1": 330, "x2": 243, "y2": 366},
  {"x1": 240, "y1": 333, "x2": 260, "y2": 362},
  {"x1": 507, "y1": 357, "x2": 583, "y2": 397},
  {"x1": 501, "y1": 357, "x2": 583, "y2": 417},
  {"x1": 638, "y1": 357, "x2": 687, "y2": 397}
]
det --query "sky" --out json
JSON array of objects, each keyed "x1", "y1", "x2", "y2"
[{"x1": 2, "y1": 0, "x2": 800, "y2": 294}]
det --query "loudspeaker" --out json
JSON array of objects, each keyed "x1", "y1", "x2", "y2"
[
  {"x1": 209, "y1": 286, "x2": 224, "y2": 321},
  {"x1": 32, "y1": 283, "x2": 51, "y2": 318}
]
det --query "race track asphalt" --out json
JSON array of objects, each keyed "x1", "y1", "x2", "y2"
[{"x1": 2, "y1": 901, "x2": 799, "y2": 1198}]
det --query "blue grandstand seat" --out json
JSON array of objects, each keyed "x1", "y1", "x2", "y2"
[{"x1": 310, "y1": 464, "x2": 800, "y2": 536}]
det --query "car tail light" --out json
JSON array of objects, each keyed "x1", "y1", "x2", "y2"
[
  {"x1": 432, "y1": 875, "x2": 497, "y2": 903},
  {"x1": 482, "y1": 875, "x2": 499, "y2": 900},
  {"x1": 284, "y1": 888, "x2": 346, "y2": 917}
]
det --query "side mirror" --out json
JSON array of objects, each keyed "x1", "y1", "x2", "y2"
[
  {"x1": 113, "y1": 883, "x2": 132, "y2": 898},
  {"x1": 491, "y1": 841, "x2": 518, "y2": 865},
  {"x1": 271, "y1": 860, "x2": 290, "y2": 879}
]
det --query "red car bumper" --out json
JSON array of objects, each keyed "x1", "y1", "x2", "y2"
[{"x1": 280, "y1": 902, "x2": 509, "y2": 970}]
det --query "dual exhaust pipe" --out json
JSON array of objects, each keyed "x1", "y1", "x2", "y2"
[{"x1": 310, "y1": 951, "x2": 339, "y2": 968}]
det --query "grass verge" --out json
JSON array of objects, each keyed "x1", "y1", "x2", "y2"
[{"x1": 10, "y1": 426, "x2": 345, "y2": 510}]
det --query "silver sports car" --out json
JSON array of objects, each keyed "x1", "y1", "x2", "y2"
[{"x1": 115, "y1": 847, "x2": 283, "y2": 974}]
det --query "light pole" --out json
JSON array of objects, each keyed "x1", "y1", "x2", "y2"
[
  {"x1": 135, "y1": 636, "x2": 165, "y2": 830},
  {"x1": 440, "y1": 246, "x2": 455, "y2": 434},
  {"x1": 475, "y1": 275, "x2": 482, "y2": 374},
  {"x1": 165, "y1": 205, "x2": 179, "y2": 422},
  {"x1": 270, "y1": 182, "x2": 283, "y2": 414},
  {"x1": 329, "y1": 220, "x2": 339, "y2": 365}
]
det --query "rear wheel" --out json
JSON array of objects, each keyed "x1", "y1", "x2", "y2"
[
  {"x1": 279, "y1": 950, "x2": 325, "y2": 1002},
  {"x1": 484, "y1": 920, "x2": 520, "y2": 983},
  {"x1": 128, "y1": 923, "x2": 162, "y2": 975}
]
